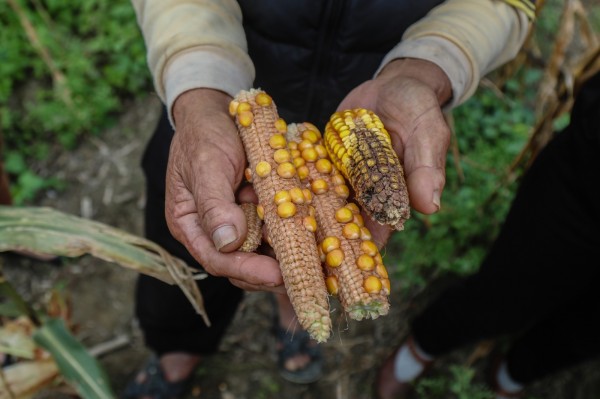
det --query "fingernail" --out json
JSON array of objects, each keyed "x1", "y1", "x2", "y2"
[
  {"x1": 432, "y1": 189, "x2": 441, "y2": 211},
  {"x1": 212, "y1": 225, "x2": 238, "y2": 251}
]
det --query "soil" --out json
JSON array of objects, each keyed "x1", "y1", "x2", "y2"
[{"x1": 3, "y1": 94, "x2": 600, "y2": 399}]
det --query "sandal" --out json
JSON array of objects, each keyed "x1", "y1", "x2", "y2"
[
  {"x1": 273, "y1": 325, "x2": 324, "y2": 384},
  {"x1": 121, "y1": 356, "x2": 192, "y2": 399}
]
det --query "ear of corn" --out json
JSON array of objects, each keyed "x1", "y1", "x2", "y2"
[
  {"x1": 239, "y1": 202, "x2": 263, "y2": 253},
  {"x1": 287, "y1": 123, "x2": 390, "y2": 320},
  {"x1": 324, "y1": 109, "x2": 410, "y2": 230},
  {"x1": 231, "y1": 89, "x2": 331, "y2": 343}
]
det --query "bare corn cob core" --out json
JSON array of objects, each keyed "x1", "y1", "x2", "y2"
[
  {"x1": 231, "y1": 89, "x2": 331, "y2": 342},
  {"x1": 324, "y1": 109, "x2": 410, "y2": 230},
  {"x1": 239, "y1": 202, "x2": 262, "y2": 252},
  {"x1": 287, "y1": 123, "x2": 390, "y2": 320}
]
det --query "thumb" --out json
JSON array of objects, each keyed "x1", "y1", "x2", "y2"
[
  {"x1": 405, "y1": 166, "x2": 445, "y2": 214},
  {"x1": 396, "y1": 114, "x2": 450, "y2": 215},
  {"x1": 195, "y1": 171, "x2": 248, "y2": 253}
]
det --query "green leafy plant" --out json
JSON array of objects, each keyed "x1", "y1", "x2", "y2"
[
  {"x1": 387, "y1": 69, "x2": 538, "y2": 288},
  {"x1": 415, "y1": 365, "x2": 494, "y2": 399},
  {"x1": 1, "y1": 0, "x2": 152, "y2": 204}
]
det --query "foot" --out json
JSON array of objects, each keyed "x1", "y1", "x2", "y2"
[
  {"x1": 374, "y1": 336, "x2": 434, "y2": 399},
  {"x1": 488, "y1": 356, "x2": 524, "y2": 398},
  {"x1": 273, "y1": 293, "x2": 323, "y2": 383},
  {"x1": 123, "y1": 352, "x2": 200, "y2": 399}
]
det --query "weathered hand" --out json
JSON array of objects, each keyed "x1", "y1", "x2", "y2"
[
  {"x1": 338, "y1": 58, "x2": 453, "y2": 246},
  {"x1": 167, "y1": 88, "x2": 285, "y2": 292}
]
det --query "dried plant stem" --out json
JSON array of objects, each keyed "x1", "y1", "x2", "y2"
[{"x1": 6, "y1": 0, "x2": 72, "y2": 107}]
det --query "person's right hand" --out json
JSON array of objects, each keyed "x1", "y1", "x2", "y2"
[{"x1": 166, "y1": 88, "x2": 285, "y2": 293}]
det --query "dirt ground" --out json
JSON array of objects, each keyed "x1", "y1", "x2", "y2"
[{"x1": 3, "y1": 94, "x2": 600, "y2": 399}]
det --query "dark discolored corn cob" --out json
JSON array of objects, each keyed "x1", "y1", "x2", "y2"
[
  {"x1": 231, "y1": 89, "x2": 331, "y2": 342},
  {"x1": 324, "y1": 109, "x2": 410, "y2": 230},
  {"x1": 287, "y1": 122, "x2": 391, "y2": 320}
]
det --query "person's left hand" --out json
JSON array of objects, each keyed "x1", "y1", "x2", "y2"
[{"x1": 337, "y1": 58, "x2": 453, "y2": 247}]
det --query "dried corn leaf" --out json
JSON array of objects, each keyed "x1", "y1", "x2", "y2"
[
  {"x1": 0, "y1": 206, "x2": 209, "y2": 326},
  {"x1": 0, "y1": 317, "x2": 36, "y2": 359},
  {"x1": 0, "y1": 359, "x2": 58, "y2": 399}
]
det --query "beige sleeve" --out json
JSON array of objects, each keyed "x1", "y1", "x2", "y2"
[
  {"x1": 376, "y1": 0, "x2": 531, "y2": 108},
  {"x1": 130, "y1": 0, "x2": 255, "y2": 120}
]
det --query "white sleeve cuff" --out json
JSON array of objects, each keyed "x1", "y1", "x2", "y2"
[
  {"x1": 375, "y1": 36, "x2": 473, "y2": 109},
  {"x1": 163, "y1": 46, "x2": 254, "y2": 126}
]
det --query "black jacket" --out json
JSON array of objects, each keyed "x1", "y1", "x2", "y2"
[{"x1": 238, "y1": 0, "x2": 444, "y2": 128}]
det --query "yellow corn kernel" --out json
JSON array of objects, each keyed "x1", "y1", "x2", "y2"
[
  {"x1": 275, "y1": 118, "x2": 287, "y2": 133},
  {"x1": 273, "y1": 149, "x2": 291, "y2": 163},
  {"x1": 244, "y1": 167, "x2": 253, "y2": 182},
  {"x1": 356, "y1": 254, "x2": 375, "y2": 271},
  {"x1": 256, "y1": 204, "x2": 264, "y2": 220},
  {"x1": 374, "y1": 253, "x2": 383, "y2": 265},
  {"x1": 229, "y1": 100, "x2": 239, "y2": 116},
  {"x1": 302, "y1": 129, "x2": 321, "y2": 144},
  {"x1": 364, "y1": 276, "x2": 382, "y2": 293},
  {"x1": 326, "y1": 276, "x2": 339, "y2": 295},
  {"x1": 331, "y1": 174, "x2": 346, "y2": 186},
  {"x1": 346, "y1": 202, "x2": 360, "y2": 214},
  {"x1": 297, "y1": 165, "x2": 309, "y2": 180},
  {"x1": 311, "y1": 179, "x2": 329, "y2": 194},
  {"x1": 303, "y1": 215, "x2": 318, "y2": 232},
  {"x1": 277, "y1": 201, "x2": 297, "y2": 218},
  {"x1": 314, "y1": 144, "x2": 328, "y2": 159},
  {"x1": 375, "y1": 263, "x2": 388, "y2": 279},
  {"x1": 302, "y1": 188, "x2": 313, "y2": 203},
  {"x1": 293, "y1": 156, "x2": 306, "y2": 168},
  {"x1": 269, "y1": 134, "x2": 287, "y2": 149},
  {"x1": 255, "y1": 161, "x2": 272, "y2": 177},
  {"x1": 274, "y1": 190, "x2": 291, "y2": 205},
  {"x1": 238, "y1": 110, "x2": 254, "y2": 127},
  {"x1": 237, "y1": 102, "x2": 252, "y2": 113},
  {"x1": 342, "y1": 222, "x2": 361, "y2": 239},
  {"x1": 360, "y1": 227, "x2": 372, "y2": 240},
  {"x1": 353, "y1": 213, "x2": 364, "y2": 227},
  {"x1": 335, "y1": 207, "x2": 354, "y2": 223},
  {"x1": 326, "y1": 249, "x2": 344, "y2": 267},
  {"x1": 277, "y1": 162, "x2": 296, "y2": 178},
  {"x1": 321, "y1": 236, "x2": 341, "y2": 253},
  {"x1": 381, "y1": 278, "x2": 391, "y2": 294},
  {"x1": 255, "y1": 92, "x2": 272, "y2": 106},
  {"x1": 315, "y1": 158, "x2": 332, "y2": 174},
  {"x1": 333, "y1": 184, "x2": 350, "y2": 199},
  {"x1": 298, "y1": 139, "x2": 313, "y2": 151},
  {"x1": 289, "y1": 187, "x2": 305, "y2": 204},
  {"x1": 302, "y1": 147, "x2": 319, "y2": 162},
  {"x1": 361, "y1": 240, "x2": 379, "y2": 257}
]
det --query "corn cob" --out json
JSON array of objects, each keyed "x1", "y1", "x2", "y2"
[
  {"x1": 324, "y1": 109, "x2": 410, "y2": 230},
  {"x1": 239, "y1": 202, "x2": 263, "y2": 253},
  {"x1": 287, "y1": 123, "x2": 391, "y2": 320},
  {"x1": 231, "y1": 89, "x2": 331, "y2": 342}
]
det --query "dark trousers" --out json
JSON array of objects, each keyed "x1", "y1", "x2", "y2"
[
  {"x1": 412, "y1": 73, "x2": 600, "y2": 385},
  {"x1": 136, "y1": 110, "x2": 244, "y2": 356}
]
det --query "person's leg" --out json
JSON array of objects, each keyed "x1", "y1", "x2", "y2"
[
  {"x1": 500, "y1": 284, "x2": 600, "y2": 389},
  {"x1": 124, "y1": 109, "x2": 244, "y2": 398},
  {"x1": 377, "y1": 73, "x2": 600, "y2": 398},
  {"x1": 412, "y1": 89, "x2": 600, "y2": 357}
]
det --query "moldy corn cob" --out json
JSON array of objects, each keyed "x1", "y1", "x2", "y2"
[
  {"x1": 287, "y1": 123, "x2": 391, "y2": 320},
  {"x1": 324, "y1": 109, "x2": 410, "y2": 230},
  {"x1": 231, "y1": 89, "x2": 331, "y2": 343}
]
